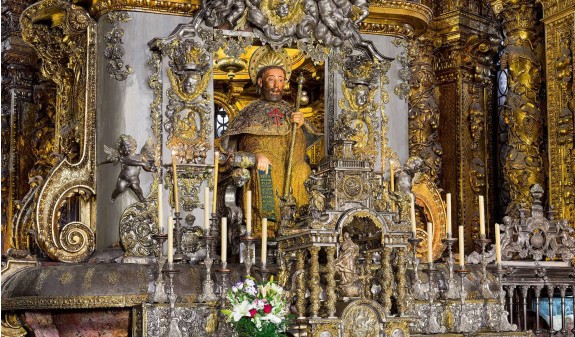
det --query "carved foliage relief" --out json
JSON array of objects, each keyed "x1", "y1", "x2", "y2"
[
  {"x1": 542, "y1": 6, "x2": 575, "y2": 223},
  {"x1": 408, "y1": 32, "x2": 442, "y2": 181}
]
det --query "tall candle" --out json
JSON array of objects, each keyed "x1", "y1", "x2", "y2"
[
  {"x1": 246, "y1": 190, "x2": 252, "y2": 235},
  {"x1": 495, "y1": 223, "x2": 501, "y2": 265},
  {"x1": 171, "y1": 151, "x2": 179, "y2": 213},
  {"x1": 261, "y1": 218, "x2": 268, "y2": 265},
  {"x1": 458, "y1": 225, "x2": 465, "y2": 267},
  {"x1": 204, "y1": 186, "x2": 210, "y2": 230},
  {"x1": 158, "y1": 184, "x2": 164, "y2": 232},
  {"x1": 446, "y1": 193, "x2": 452, "y2": 237},
  {"x1": 167, "y1": 216, "x2": 174, "y2": 264},
  {"x1": 427, "y1": 222, "x2": 433, "y2": 263},
  {"x1": 390, "y1": 162, "x2": 395, "y2": 192},
  {"x1": 212, "y1": 151, "x2": 219, "y2": 213},
  {"x1": 221, "y1": 217, "x2": 227, "y2": 263},
  {"x1": 479, "y1": 195, "x2": 485, "y2": 236},
  {"x1": 410, "y1": 193, "x2": 417, "y2": 234}
]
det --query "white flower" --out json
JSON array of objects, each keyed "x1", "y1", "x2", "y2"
[
  {"x1": 231, "y1": 300, "x2": 252, "y2": 322},
  {"x1": 232, "y1": 286, "x2": 238, "y2": 293},
  {"x1": 245, "y1": 285, "x2": 257, "y2": 296},
  {"x1": 254, "y1": 299, "x2": 264, "y2": 310},
  {"x1": 270, "y1": 283, "x2": 283, "y2": 295},
  {"x1": 245, "y1": 278, "x2": 255, "y2": 287},
  {"x1": 261, "y1": 314, "x2": 282, "y2": 324}
]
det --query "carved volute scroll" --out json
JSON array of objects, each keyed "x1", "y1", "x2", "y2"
[{"x1": 21, "y1": 0, "x2": 97, "y2": 262}]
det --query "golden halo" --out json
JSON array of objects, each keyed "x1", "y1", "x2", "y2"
[{"x1": 248, "y1": 46, "x2": 292, "y2": 85}]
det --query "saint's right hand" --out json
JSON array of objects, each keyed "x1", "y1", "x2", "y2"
[{"x1": 256, "y1": 154, "x2": 271, "y2": 175}]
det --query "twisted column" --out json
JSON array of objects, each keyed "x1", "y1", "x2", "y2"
[
  {"x1": 296, "y1": 249, "x2": 307, "y2": 318},
  {"x1": 326, "y1": 246, "x2": 337, "y2": 318},
  {"x1": 396, "y1": 247, "x2": 408, "y2": 316},
  {"x1": 309, "y1": 246, "x2": 321, "y2": 318},
  {"x1": 381, "y1": 246, "x2": 393, "y2": 314}
]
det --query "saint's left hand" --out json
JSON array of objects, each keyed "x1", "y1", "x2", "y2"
[{"x1": 290, "y1": 111, "x2": 304, "y2": 128}]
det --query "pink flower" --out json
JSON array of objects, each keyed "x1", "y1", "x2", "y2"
[
  {"x1": 263, "y1": 304, "x2": 272, "y2": 314},
  {"x1": 249, "y1": 309, "x2": 257, "y2": 318}
]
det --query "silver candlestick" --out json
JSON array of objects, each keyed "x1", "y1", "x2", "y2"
[
  {"x1": 241, "y1": 235, "x2": 257, "y2": 277},
  {"x1": 455, "y1": 267, "x2": 472, "y2": 333},
  {"x1": 476, "y1": 235, "x2": 495, "y2": 299},
  {"x1": 200, "y1": 228, "x2": 218, "y2": 303},
  {"x1": 442, "y1": 235, "x2": 459, "y2": 299},
  {"x1": 163, "y1": 265, "x2": 181, "y2": 337},
  {"x1": 172, "y1": 212, "x2": 189, "y2": 262},
  {"x1": 151, "y1": 233, "x2": 168, "y2": 303},
  {"x1": 408, "y1": 237, "x2": 425, "y2": 300},
  {"x1": 216, "y1": 262, "x2": 231, "y2": 305}
]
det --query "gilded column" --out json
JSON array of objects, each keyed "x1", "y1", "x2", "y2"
[
  {"x1": 434, "y1": 0, "x2": 500, "y2": 245},
  {"x1": 309, "y1": 246, "x2": 321, "y2": 318},
  {"x1": 538, "y1": 0, "x2": 575, "y2": 223},
  {"x1": 491, "y1": 0, "x2": 545, "y2": 216},
  {"x1": 381, "y1": 246, "x2": 393, "y2": 314},
  {"x1": 325, "y1": 246, "x2": 337, "y2": 318},
  {"x1": 395, "y1": 247, "x2": 408, "y2": 316},
  {"x1": 296, "y1": 249, "x2": 307, "y2": 318}
]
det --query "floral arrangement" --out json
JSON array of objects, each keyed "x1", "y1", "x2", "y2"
[{"x1": 222, "y1": 276, "x2": 292, "y2": 337}]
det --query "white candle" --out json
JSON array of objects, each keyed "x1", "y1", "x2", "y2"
[
  {"x1": 495, "y1": 223, "x2": 501, "y2": 265},
  {"x1": 261, "y1": 218, "x2": 268, "y2": 265},
  {"x1": 221, "y1": 217, "x2": 227, "y2": 263},
  {"x1": 390, "y1": 162, "x2": 395, "y2": 192},
  {"x1": 410, "y1": 193, "x2": 417, "y2": 234},
  {"x1": 212, "y1": 151, "x2": 219, "y2": 213},
  {"x1": 479, "y1": 195, "x2": 485, "y2": 236},
  {"x1": 427, "y1": 222, "x2": 433, "y2": 263},
  {"x1": 171, "y1": 151, "x2": 179, "y2": 213},
  {"x1": 158, "y1": 184, "x2": 164, "y2": 232},
  {"x1": 458, "y1": 225, "x2": 465, "y2": 267},
  {"x1": 204, "y1": 186, "x2": 210, "y2": 230},
  {"x1": 246, "y1": 190, "x2": 252, "y2": 235},
  {"x1": 167, "y1": 216, "x2": 174, "y2": 264},
  {"x1": 446, "y1": 193, "x2": 452, "y2": 236}
]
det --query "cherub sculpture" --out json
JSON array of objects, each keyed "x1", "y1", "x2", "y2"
[
  {"x1": 391, "y1": 156, "x2": 423, "y2": 219},
  {"x1": 99, "y1": 134, "x2": 155, "y2": 204}
]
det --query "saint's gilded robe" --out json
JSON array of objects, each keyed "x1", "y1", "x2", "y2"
[{"x1": 220, "y1": 99, "x2": 321, "y2": 235}]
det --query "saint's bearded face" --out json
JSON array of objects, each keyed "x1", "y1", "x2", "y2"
[{"x1": 258, "y1": 68, "x2": 285, "y2": 102}]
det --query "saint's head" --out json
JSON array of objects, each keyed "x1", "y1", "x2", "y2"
[{"x1": 256, "y1": 66, "x2": 286, "y2": 102}]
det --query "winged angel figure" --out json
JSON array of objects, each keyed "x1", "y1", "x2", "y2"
[
  {"x1": 99, "y1": 134, "x2": 155, "y2": 204},
  {"x1": 195, "y1": 0, "x2": 388, "y2": 62}
]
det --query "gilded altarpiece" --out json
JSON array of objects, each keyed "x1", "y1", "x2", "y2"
[{"x1": 539, "y1": 0, "x2": 575, "y2": 225}]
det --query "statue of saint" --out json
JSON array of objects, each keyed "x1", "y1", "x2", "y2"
[
  {"x1": 335, "y1": 232, "x2": 361, "y2": 297},
  {"x1": 220, "y1": 65, "x2": 321, "y2": 236}
]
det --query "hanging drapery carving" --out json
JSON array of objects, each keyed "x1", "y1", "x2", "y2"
[
  {"x1": 20, "y1": 0, "x2": 97, "y2": 262},
  {"x1": 492, "y1": 0, "x2": 545, "y2": 217}
]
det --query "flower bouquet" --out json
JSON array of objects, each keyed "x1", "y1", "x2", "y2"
[{"x1": 222, "y1": 276, "x2": 292, "y2": 337}]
